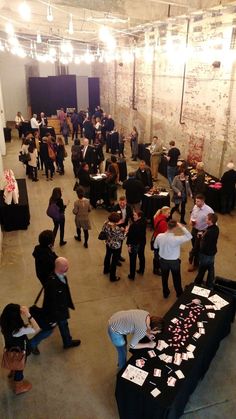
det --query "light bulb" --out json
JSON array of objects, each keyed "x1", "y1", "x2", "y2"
[
  {"x1": 19, "y1": 2, "x2": 31, "y2": 21},
  {"x1": 5, "y1": 22, "x2": 14, "y2": 35}
]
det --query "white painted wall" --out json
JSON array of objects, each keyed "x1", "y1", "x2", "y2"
[{"x1": 0, "y1": 53, "x2": 93, "y2": 121}]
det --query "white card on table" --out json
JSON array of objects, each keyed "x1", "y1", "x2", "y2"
[
  {"x1": 186, "y1": 344, "x2": 196, "y2": 352},
  {"x1": 122, "y1": 364, "x2": 149, "y2": 386},
  {"x1": 187, "y1": 351, "x2": 195, "y2": 359},
  {"x1": 193, "y1": 332, "x2": 201, "y2": 339},
  {"x1": 171, "y1": 318, "x2": 179, "y2": 324},
  {"x1": 154, "y1": 368, "x2": 161, "y2": 377},
  {"x1": 174, "y1": 353, "x2": 182, "y2": 365},
  {"x1": 175, "y1": 370, "x2": 185, "y2": 379},
  {"x1": 179, "y1": 304, "x2": 186, "y2": 310},
  {"x1": 199, "y1": 328, "x2": 205, "y2": 335},
  {"x1": 197, "y1": 322, "x2": 204, "y2": 328},
  {"x1": 182, "y1": 352, "x2": 188, "y2": 360},
  {"x1": 151, "y1": 388, "x2": 161, "y2": 397},
  {"x1": 148, "y1": 350, "x2": 156, "y2": 358},
  {"x1": 192, "y1": 286, "x2": 211, "y2": 298},
  {"x1": 167, "y1": 376, "x2": 176, "y2": 387},
  {"x1": 208, "y1": 294, "x2": 229, "y2": 309},
  {"x1": 207, "y1": 312, "x2": 215, "y2": 319}
]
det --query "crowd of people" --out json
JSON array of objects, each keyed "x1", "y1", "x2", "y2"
[{"x1": 1, "y1": 106, "x2": 235, "y2": 395}]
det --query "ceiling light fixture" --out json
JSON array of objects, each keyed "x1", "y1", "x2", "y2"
[
  {"x1": 5, "y1": 22, "x2": 14, "y2": 35},
  {"x1": 19, "y1": 1, "x2": 31, "y2": 21},
  {"x1": 47, "y1": 3, "x2": 53, "y2": 22},
  {"x1": 68, "y1": 13, "x2": 74, "y2": 35}
]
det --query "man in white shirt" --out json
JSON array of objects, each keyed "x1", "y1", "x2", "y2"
[
  {"x1": 188, "y1": 194, "x2": 214, "y2": 272},
  {"x1": 30, "y1": 114, "x2": 42, "y2": 130},
  {"x1": 154, "y1": 219, "x2": 192, "y2": 298}
]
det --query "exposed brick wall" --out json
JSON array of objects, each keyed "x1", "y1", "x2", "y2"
[{"x1": 93, "y1": 11, "x2": 236, "y2": 178}]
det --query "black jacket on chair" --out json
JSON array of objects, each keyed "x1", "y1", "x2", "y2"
[{"x1": 43, "y1": 274, "x2": 75, "y2": 322}]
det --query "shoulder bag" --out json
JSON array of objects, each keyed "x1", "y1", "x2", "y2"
[{"x1": 2, "y1": 340, "x2": 26, "y2": 371}]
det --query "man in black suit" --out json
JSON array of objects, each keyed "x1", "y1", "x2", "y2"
[
  {"x1": 83, "y1": 117, "x2": 95, "y2": 143},
  {"x1": 136, "y1": 160, "x2": 153, "y2": 190},
  {"x1": 30, "y1": 257, "x2": 81, "y2": 353},
  {"x1": 32, "y1": 230, "x2": 58, "y2": 287},
  {"x1": 80, "y1": 138, "x2": 95, "y2": 172},
  {"x1": 113, "y1": 196, "x2": 133, "y2": 262},
  {"x1": 123, "y1": 172, "x2": 145, "y2": 211}
]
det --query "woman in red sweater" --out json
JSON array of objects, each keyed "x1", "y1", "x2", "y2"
[{"x1": 152, "y1": 206, "x2": 170, "y2": 275}]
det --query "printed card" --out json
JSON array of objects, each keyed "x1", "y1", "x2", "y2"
[
  {"x1": 175, "y1": 370, "x2": 185, "y2": 379},
  {"x1": 151, "y1": 388, "x2": 161, "y2": 397},
  {"x1": 154, "y1": 368, "x2": 162, "y2": 377}
]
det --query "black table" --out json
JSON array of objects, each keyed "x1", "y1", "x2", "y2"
[
  {"x1": 106, "y1": 132, "x2": 119, "y2": 154},
  {"x1": 40, "y1": 126, "x2": 56, "y2": 138},
  {"x1": 116, "y1": 283, "x2": 235, "y2": 419},
  {"x1": 4, "y1": 127, "x2": 11, "y2": 142},
  {"x1": 0, "y1": 179, "x2": 30, "y2": 231},
  {"x1": 142, "y1": 193, "x2": 170, "y2": 221},
  {"x1": 105, "y1": 159, "x2": 127, "y2": 182},
  {"x1": 21, "y1": 121, "x2": 31, "y2": 136},
  {"x1": 90, "y1": 176, "x2": 107, "y2": 208},
  {"x1": 138, "y1": 144, "x2": 151, "y2": 166}
]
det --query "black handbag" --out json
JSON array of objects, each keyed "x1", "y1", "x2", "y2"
[
  {"x1": 98, "y1": 231, "x2": 107, "y2": 240},
  {"x1": 29, "y1": 288, "x2": 56, "y2": 331},
  {"x1": 19, "y1": 153, "x2": 31, "y2": 164}
]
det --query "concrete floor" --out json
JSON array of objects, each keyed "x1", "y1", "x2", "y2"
[{"x1": 0, "y1": 134, "x2": 236, "y2": 419}]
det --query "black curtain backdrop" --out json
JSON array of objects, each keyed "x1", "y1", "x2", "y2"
[
  {"x1": 88, "y1": 77, "x2": 100, "y2": 114},
  {"x1": 29, "y1": 75, "x2": 77, "y2": 116}
]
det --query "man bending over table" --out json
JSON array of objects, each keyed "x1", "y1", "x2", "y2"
[{"x1": 108, "y1": 310, "x2": 163, "y2": 369}]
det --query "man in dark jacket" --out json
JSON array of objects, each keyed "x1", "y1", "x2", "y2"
[
  {"x1": 30, "y1": 257, "x2": 81, "y2": 353},
  {"x1": 136, "y1": 160, "x2": 153, "y2": 190},
  {"x1": 221, "y1": 162, "x2": 236, "y2": 214},
  {"x1": 71, "y1": 109, "x2": 80, "y2": 140},
  {"x1": 123, "y1": 172, "x2": 145, "y2": 210},
  {"x1": 194, "y1": 213, "x2": 219, "y2": 288},
  {"x1": 32, "y1": 230, "x2": 58, "y2": 286}
]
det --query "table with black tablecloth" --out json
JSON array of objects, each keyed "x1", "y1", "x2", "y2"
[
  {"x1": 116, "y1": 283, "x2": 235, "y2": 419},
  {"x1": 21, "y1": 121, "x2": 32, "y2": 136},
  {"x1": 105, "y1": 159, "x2": 127, "y2": 182},
  {"x1": 0, "y1": 179, "x2": 30, "y2": 231},
  {"x1": 106, "y1": 132, "x2": 119, "y2": 154},
  {"x1": 138, "y1": 144, "x2": 151, "y2": 166},
  {"x1": 89, "y1": 175, "x2": 107, "y2": 208},
  {"x1": 142, "y1": 192, "x2": 170, "y2": 221},
  {"x1": 40, "y1": 126, "x2": 56, "y2": 138}
]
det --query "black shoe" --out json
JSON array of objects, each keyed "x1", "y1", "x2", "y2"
[
  {"x1": 128, "y1": 274, "x2": 135, "y2": 280},
  {"x1": 74, "y1": 236, "x2": 81, "y2": 241},
  {"x1": 153, "y1": 269, "x2": 162, "y2": 276},
  {"x1": 116, "y1": 261, "x2": 122, "y2": 266},
  {"x1": 31, "y1": 347, "x2": 40, "y2": 355},
  {"x1": 60, "y1": 241, "x2": 67, "y2": 246},
  {"x1": 136, "y1": 270, "x2": 144, "y2": 275},
  {"x1": 119, "y1": 256, "x2": 125, "y2": 262},
  {"x1": 180, "y1": 220, "x2": 187, "y2": 225},
  {"x1": 64, "y1": 339, "x2": 81, "y2": 349},
  {"x1": 84, "y1": 243, "x2": 88, "y2": 248},
  {"x1": 163, "y1": 290, "x2": 170, "y2": 299},
  {"x1": 110, "y1": 277, "x2": 120, "y2": 282}
]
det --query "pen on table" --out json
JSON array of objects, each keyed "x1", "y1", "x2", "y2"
[
  {"x1": 149, "y1": 381, "x2": 156, "y2": 385},
  {"x1": 141, "y1": 357, "x2": 147, "y2": 360}
]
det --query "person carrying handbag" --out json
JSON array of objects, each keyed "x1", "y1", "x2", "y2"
[{"x1": 0, "y1": 304, "x2": 40, "y2": 395}]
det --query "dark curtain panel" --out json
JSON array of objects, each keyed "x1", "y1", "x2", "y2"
[{"x1": 88, "y1": 77, "x2": 100, "y2": 114}]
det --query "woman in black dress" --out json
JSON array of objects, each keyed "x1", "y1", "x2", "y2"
[{"x1": 48, "y1": 187, "x2": 69, "y2": 246}]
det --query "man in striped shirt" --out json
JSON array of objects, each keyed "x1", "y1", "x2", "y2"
[{"x1": 108, "y1": 310, "x2": 163, "y2": 369}]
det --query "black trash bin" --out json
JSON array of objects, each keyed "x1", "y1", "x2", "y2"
[{"x1": 4, "y1": 127, "x2": 11, "y2": 142}]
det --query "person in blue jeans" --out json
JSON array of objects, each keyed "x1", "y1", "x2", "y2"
[
  {"x1": 30, "y1": 257, "x2": 81, "y2": 353},
  {"x1": 108, "y1": 310, "x2": 164, "y2": 370}
]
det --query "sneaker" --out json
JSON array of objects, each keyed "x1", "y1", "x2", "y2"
[{"x1": 64, "y1": 339, "x2": 81, "y2": 349}]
